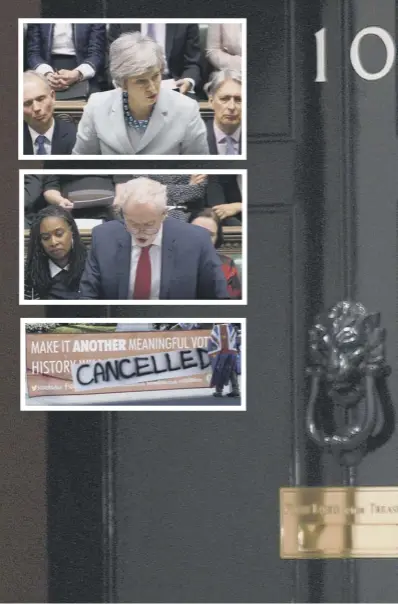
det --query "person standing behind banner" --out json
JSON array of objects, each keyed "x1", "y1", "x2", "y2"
[
  {"x1": 207, "y1": 323, "x2": 240, "y2": 398},
  {"x1": 206, "y1": 23, "x2": 242, "y2": 72}
]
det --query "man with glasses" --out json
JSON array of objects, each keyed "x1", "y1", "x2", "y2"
[{"x1": 78, "y1": 177, "x2": 229, "y2": 300}]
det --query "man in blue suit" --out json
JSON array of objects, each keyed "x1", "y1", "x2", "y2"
[
  {"x1": 23, "y1": 72, "x2": 76, "y2": 155},
  {"x1": 78, "y1": 177, "x2": 229, "y2": 300},
  {"x1": 26, "y1": 23, "x2": 106, "y2": 95}
]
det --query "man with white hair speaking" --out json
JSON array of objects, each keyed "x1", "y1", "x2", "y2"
[{"x1": 78, "y1": 178, "x2": 229, "y2": 300}]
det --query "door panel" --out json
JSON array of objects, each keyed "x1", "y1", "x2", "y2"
[
  {"x1": 42, "y1": 0, "x2": 322, "y2": 602},
  {"x1": 105, "y1": 3, "x2": 317, "y2": 599},
  {"x1": 319, "y1": 1, "x2": 398, "y2": 602},
  {"x1": 352, "y1": 1, "x2": 398, "y2": 602},
  {"x1": 113, "y1": 206, "x2": 303, "y2": 603}
]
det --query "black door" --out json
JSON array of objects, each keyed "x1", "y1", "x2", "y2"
[{"x1": 42, "y1": 1, "x2": 398, "y2": 603}]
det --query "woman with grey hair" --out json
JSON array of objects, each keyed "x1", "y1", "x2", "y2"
[
  {"x1": 204, "y1": 69, "x2": 242, "y2": 155},
  {"x1": 72, "y1": 32, "x2": 209, "y2": 156}
]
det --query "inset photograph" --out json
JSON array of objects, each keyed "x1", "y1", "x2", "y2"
[
  {"x1": 20, "y1": 169, "x2": 246, "y2": 305},
  {"x1": 21, "y1": 319, "x2": 246, "y2": 410},
  {"x1": 19, "y1": 18, "x2": 246, "y2": 159}
]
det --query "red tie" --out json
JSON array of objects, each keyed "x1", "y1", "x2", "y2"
[{"x1": 132, "y1": 245, "x2": 152, "y2": 299}]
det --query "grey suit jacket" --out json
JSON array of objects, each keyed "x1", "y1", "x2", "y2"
[{"x1": 72, "y1": 88, "x2": 210, "y2": 156}]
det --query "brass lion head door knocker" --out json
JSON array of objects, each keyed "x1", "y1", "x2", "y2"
[{"x1": 306, "y1": 301, "x2": 394, "y2": 466}]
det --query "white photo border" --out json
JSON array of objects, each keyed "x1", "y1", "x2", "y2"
[
  {"x1": 20, "y1": 317, "x2": 247, "y2": 411},
  {"x1": 19, "y1": 168, "x2": 248, "y2": 306},
  {"x1": 18, "y1": 17, "x2": 247, "y2": 161}
]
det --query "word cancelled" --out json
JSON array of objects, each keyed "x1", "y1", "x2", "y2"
[{"x1": 72, "y1": 348, "x2": 210, "y2": 391}]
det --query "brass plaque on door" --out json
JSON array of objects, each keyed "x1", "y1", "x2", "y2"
[{"x1": 280, "y1": 487, "x2": 398, "y2": 558}]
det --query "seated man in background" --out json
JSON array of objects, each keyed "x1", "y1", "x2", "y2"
[
  {"x1": 23, "y1": 72, "x2": 76, "y2": 155},
  {"x1": 108, "y1": 23, "x2": 201, "y2": 96},
  {"x1": 78, "y1": 177, "x2": 229, "y2": 300},
  {"x1": 113, "y1": 173, "x2": 207, "y2": 221},
  {"x1": 42, "y1": 174, "x2": 115, "y2": 220},
  {"x1": 26, "y1": 23, "x2": 106, "y2": 96},
  {"x1": 206, "y1": 174, "x2": 242, "y2": 225},
  {"x1": 72, "y1": 33, "x2": 209, "y2": 156},
  {"x1": 205, "y1": 69, "x2": 242, "y2": 155}
]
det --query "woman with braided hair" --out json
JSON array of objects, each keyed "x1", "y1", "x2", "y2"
[{"x1": 24, "y1": 205, "x2": 87, "y2": 300}]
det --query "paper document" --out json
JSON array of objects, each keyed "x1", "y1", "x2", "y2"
[
  {"x1": 75, "y1": 219, "x2": 103, "y2": 229},
  {"x1": 72, "y1": 196, "x2": 114, "y2": 209},
  {"x1": 68, "y1": 189, "x2": 114, "y2": 209}
]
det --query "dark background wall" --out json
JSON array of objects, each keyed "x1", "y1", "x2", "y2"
[
  {"x1": 1, "y1": 0, "x2": 46, "y2": 603},
  {"x1": 9, "y1": 0, "x2": 398, "y2": 602}
]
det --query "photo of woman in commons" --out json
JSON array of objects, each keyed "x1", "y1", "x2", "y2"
[
  {"x1": 190, "y1": 208, "x2": 242, "y2": 299},
  {"x1": 24, "y1": 206, "x2": 87, "y2": 300},
  {"x1": 72, "y1": 32, "x2": 209, "y2": 156}
]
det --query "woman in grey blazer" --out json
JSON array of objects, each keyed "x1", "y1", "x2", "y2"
[{"x1": 72, "y1": 32, "x2": 209, "y2": 156}]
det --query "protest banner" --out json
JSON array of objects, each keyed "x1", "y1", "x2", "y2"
[{"x1": 26, "y1": 329, "x2": 211, "y2": 397}]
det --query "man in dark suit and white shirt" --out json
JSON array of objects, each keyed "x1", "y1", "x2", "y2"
[
  {"x1": 205, "y1": 69, "x2": 242, "y2": 155},
  {"x1": 78, "y1": 177, "x2": 229, "y2": 300},
  {"x1": 23, "y1": 71, "x2": 76, "y2": 155},
  {"x1": 26, "y1": 23, "x2": 106, "y2": 94},
  {"x1": 108, "y1": 23, "x2": 201, "y2": 95}
]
